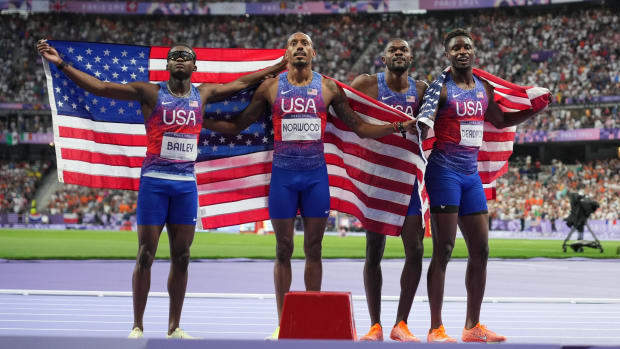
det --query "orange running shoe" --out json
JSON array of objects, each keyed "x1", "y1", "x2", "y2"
[
  {"x1": 462, "y1": 323, "x2": 507, "y2": 343},
  {"x1": 360, "y1": 323, "x2": 383, "y2": 341},
  {"x1": 390, "y1": 321, "x2": 421, "y2": 342},
  {"x1": 427, "y1": 325, "x2": 457, "y2": 343}
]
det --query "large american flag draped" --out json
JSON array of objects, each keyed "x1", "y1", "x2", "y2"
[
  {"x1": 43, "y1": 41, "x2": 426, "y2": 236},
  {"x1": 416, "y1": 67, "x2": 550, "y2": 199}
]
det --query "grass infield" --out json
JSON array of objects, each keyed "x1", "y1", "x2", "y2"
[{"x1": 0, "y1": 229, "x2": 618, "y2": 260}]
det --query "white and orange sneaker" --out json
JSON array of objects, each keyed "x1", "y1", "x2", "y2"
[
  {"x1": 390, "y1": 321, "x2": 421, "y2": 342},
  {"x1": 427, "y1": 325, "x2": 457, "y2": 343},
  {"x1": 359, "y1": 323, "x2": 383, "y2": 341},
  {"x1": 462, "y1": 323, "x2": 506, "y2": 343}
]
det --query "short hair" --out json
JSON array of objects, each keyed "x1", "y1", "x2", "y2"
[
  {"x1": 169, "y1": 42, "x2": 196, "y2": 60},
  {"x1": 286, "y1": 32, "x2": 313, "y2": 47},
  {"x1": 443, "y1": 28, "x2": 473, "y2": 49},
  {"x1": 384, "y1": 38, "x2": 409, "y2": 53}
]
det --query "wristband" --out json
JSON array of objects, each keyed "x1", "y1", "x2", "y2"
[
  {"x1": 57, "y1": 61, "x2": 68, "y2": 71},
  {"x1": 397, "y1": 121, "x2": 406, "y2": 139}
]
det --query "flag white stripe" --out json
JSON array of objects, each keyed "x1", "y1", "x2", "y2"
[
  {"x1": 480, "y1": 141, "x2": 514, "y2": 152},
  {"x1": 56, "y1": 114, "x2": 146, "y2": 135},
  {"x1": 324, "y1": 144, "x2": 414, "y2": 183},
  {"x1": 200, "y1": 197, "x2": 268, "y2": 217},
  {"x1": 197, "y1": 174, "x2": 270, "y2": 195},
  {"x1": 57, "y1": 159, "x2": 142, "y2": 178},
  {"x1": 478, "y1": 160, "x2": 508, "y2": 172},
  {"x1": 329, "y1": 185, "x2": 403, "y2": 226},
  {"x1": 325, "y1": 126, "x2": 422, "y2": 167},
  {"x1": 195, "y1": 151, "x2": 273, "y2": 174},
  {"x1": 326, "y1": 164, "x2": 410, "y2": 206},
  {"x1": 494, "y1": 90, "x2": 531, "y2": 106},
  {"x1": 55, "y1": 137, "x2": 146, "y2": 157},
  {"x1": 149, "y1": 58, "x2": 282, "y2": 73}
]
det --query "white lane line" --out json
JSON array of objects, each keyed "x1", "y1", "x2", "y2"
[
  {"x1": 0, "y1": 327, "x2": 267, "y2": 335},
  {"x1": 2, "y1": 290, "x2": 619, "y2": 304},
  {"x1": 0, "y1": 320, "x2": 276, "y2": 326}
]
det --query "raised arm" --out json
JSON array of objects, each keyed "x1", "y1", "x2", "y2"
[
  {"x1": 326, "y1": 79, "x2": 414, "y2": 139},
  {"x1": 37, "y1": 39, "x2": 151, "y2": 102},
  {"x1": 202, "y1": 79, "x2": 272, "y2": 134},
  {"x1": 201, "y1": 56, "x2": 288, "y2": 103},
  {"x1": 483, "y1": 80, "x2": 550, "y2": 129}
]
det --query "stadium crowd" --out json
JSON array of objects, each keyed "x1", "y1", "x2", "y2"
[
  {"x1": 0, "y1": 161, "x2": 51, "y2": 214},
  {"x1": 488, "y1": 158, "x2": 620, "y2": 223},
  {"x1": 1, "y1": 3, "x2": 618, "y2": 108},
  {"x1": 47, "y1": 185, "x2": 138, "y2": 218}
]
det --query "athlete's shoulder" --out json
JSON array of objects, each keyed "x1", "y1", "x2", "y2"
[{"x1": 350, "y1": 74, "x2": 378, "y2": 91}]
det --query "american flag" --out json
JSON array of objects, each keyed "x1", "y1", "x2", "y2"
[
  {"x1": 416, "y1": 67, "x2": 550, "y2": 199},
  {"x1": 43, "y1": 41, "x2": 426, "y2": 236}
]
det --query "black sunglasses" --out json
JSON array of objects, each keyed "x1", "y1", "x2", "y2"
[{"x1": 167, "y1": 51, "x2": 195, "y2": 62}]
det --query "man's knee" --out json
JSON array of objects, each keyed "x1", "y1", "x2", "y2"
[
  {"x1": 276, "y1": 239, "x2": 294, "y2": 262},
  {"x1": 435, "y1": 241, "x2": 454, "y2": 268},
  {"x1": 171, "y1": 249, "x2": 190, "y2": 271},
  {"x1": 304, "y1": 240, "x2": 322, "y2": 261},
  {"x1": 404, "y1": 240, "x2": 424, "y2": 261},
  {"x1": 365, "y1": 234, "x2": 385, "y2": 266},
  {"x1": 470, "y1": 243, "x2": 489, "y2": 264},
  {"x1": 136, "y1": 246, "x2": 155, "y2": 270}
]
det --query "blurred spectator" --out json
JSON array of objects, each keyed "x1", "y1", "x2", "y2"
[{"x1": 0, "y1": 160, "x2": 51, "y2": 214}]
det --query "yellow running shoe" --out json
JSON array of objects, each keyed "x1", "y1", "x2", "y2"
[
  {"x1": 265, "y1": 326, "x2": 280, "y2": 340},
  {"x1": 359, "y1": 323, "x2": 383, "y2": 341},
  {"x1": 462, "y1": 323, "x2": 506, "y2": 343},
  {"x1": 427, "y1": 325, "x2": 457, "y2": 343},
  {"x1": 390, "y1": 321, "x2": 420, "y2": 342},
  {"x1": 166, "y1": 328, "x2": 199, "y2": 339},
  {"x1": 128, "y1": 327, "x2": 143, "y2": 339}
]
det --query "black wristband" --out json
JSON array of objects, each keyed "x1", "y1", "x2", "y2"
[
  {"x1": 397, "y1": 121, "x2": 406, "y2": 139},
  {"x1": 57, "y1": 61, "x2": 68, "y2": 71}
]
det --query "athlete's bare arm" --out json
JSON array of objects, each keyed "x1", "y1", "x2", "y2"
[
  {"x1": 199, "y1": 57, "x2": 288, "y2": 103},
  {"x1": 324, "y1": 79, "x2": 414, "y2": 139},
  {"x1": 202, "y1": 78, "x2": 276, "y2": 134},
  {"x1": 482, "y1": 80, "x2": 543, "y2": 129},
  {"x1": 350, "y1": 74, "x2": 379, "y2": 99},
  {"x1": 37, "y1": 40, "x2": 158, "y2": 116},
  {"x1": 415, "y1": 81, "x2": 429, "y2": 107}
]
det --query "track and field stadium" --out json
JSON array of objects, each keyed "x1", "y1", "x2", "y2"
[{"x1": 1, "y1": 0, "x2": 619, "y2": 348}]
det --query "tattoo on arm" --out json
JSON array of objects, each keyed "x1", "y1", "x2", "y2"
[{"x1": 328, "y1": 81, "x2": 361, "y2": 130}]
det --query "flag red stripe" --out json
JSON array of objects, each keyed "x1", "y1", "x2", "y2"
[
  {"x1": 477, "y1": 150, "x2": 514, "y2": 161},
  {"x1": 348, "y1": 99, "x2": 411, "y2": 123},
  {"x1": 484, "y1": 187, "x2": 496, "y2": 200},
  {"x1": 150, "y1": 46, "x2": 286, "y2": 62},
  {"x1": 196, "y1": 162, "x2": 271, "y2": 185},
  {"x1": 149, "y1": 70, "x2": 261, "y2": 84},
  {"x1": 329, "y1": 175, "x2": 409, "y2": 215},
  {"x1": 61, "y1": 148, "x2": 144, "y2": 167},
  {"x1": 201, "y1": 208, "x2": 270, "y2": 229},
  {"x1": 62, "y1": 171, "x2": 139, "y2": 190},
  {"x1": 324, "y1": 133, "x2": 418, "y2": 174},
  {"x1": 483, "y1": 131, "x2": 516, "y2": 142},
  {"x1": 330, "y1": 197, "x2": 401, "y2": 236},
  {"x1": 325, "y1": 154, "x2": 412, "y2": 195},
  {"x1": 328, "y1": 117, "x2": 421, "y2": 155},
  {"x1": 473, "y1": 68, "x2": 528, "y2": 93},
  {"x1": 494, "y1": 95, "x2": 531, "y2": 111},
  {"x1": 479, "y1": 163, "x2": 509, "y2": 183},
  {"x1": 199, "y1": 185, "x2": 269, "y2": 206},
  {"x1": 59, "y1": 126, "x2": 147, "y2": 146},
  {"x1": 494, "y1": 86, "x2": 529, "y2": 99}
]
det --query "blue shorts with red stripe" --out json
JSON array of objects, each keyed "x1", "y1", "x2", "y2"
[
  {"x1": 137, "y1": 176, "x2": 198, "y2": 226},
  {"x1": 268, "y1": 164, "x2": 330, "y2": 219},
  {"x1": 424, "y1": 161, "x2": 487, "y2": 216}
]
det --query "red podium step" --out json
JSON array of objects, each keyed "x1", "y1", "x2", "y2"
[{"x1": 278, "y1": 291, "x2": 357, "y2": 340}]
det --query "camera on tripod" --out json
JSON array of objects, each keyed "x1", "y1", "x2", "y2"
[{"x1": 562, "y1": 192, "x2": 603, "y2": 253}]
